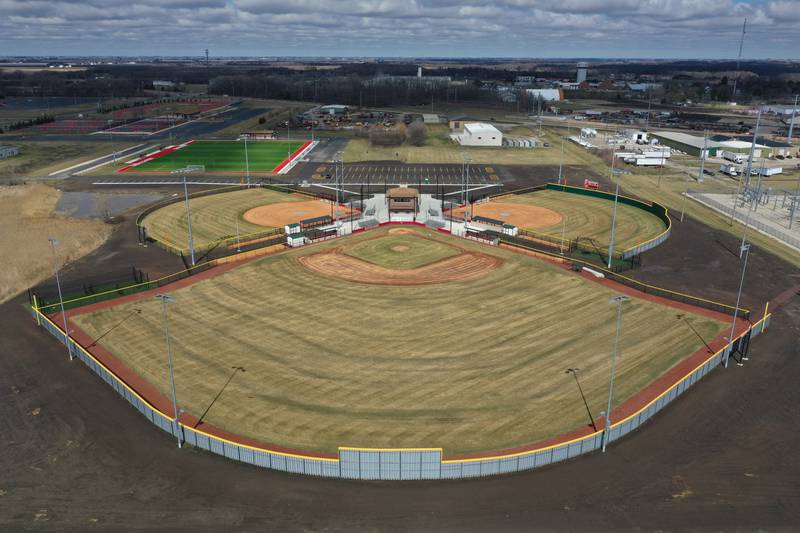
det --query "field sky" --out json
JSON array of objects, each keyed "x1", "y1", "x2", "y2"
[{"x1": 1, "y1": 1, "x2": 797, "y2": 59}]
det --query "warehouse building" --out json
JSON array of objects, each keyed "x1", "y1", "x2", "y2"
[
  {"x1": 651, "y1": 132, "x2": 721, "y2": 157},
  {"x1": 452, "y1": 123, "x2": 502, "y2": 147},
  {"x1": 0, "y1": 145, "x2": 19, "y2": 159}
]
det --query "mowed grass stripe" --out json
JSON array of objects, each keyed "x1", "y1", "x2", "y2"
[
  {"x1": 74, "y1": 227, "x2": 724, "y2": 454},
  {"x1": 499, "y1": 190, "x2": 666, "y2": 251},
  {"x1": 342, "y1": 234, "x2": 460, "y2": 270},
  {"x1": 135, "y1": 140, "x2": 306, "y2": 172},
  {"x1": 142, "y1": 188, "x2": 303, "y2": 252}
]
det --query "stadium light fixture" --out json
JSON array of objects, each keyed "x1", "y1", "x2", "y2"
[
  {"x1": 48, "y1": 237, "x2": 72, "y2": 361},
  {"x1": 607, "y1": 150, "x2": 620, "y2": 269},
  {"x1": 602, "y1": 294, "x2": 629, "y2": 452},
  {"x1": 155, "y1": 293, "x2": 182, "y2": 448},
  {"x1": 183, "y1": 176, "x2": 196, "y2": 266}
]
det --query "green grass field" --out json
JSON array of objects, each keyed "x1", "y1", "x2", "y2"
[
  {"x1": 142, "y1": 188, "x2": 303, "y2": 252},
  {"x1": 131, "y1": 140, "x2": 307, "y2": 173},
  {"x1": 343, "y1": 234, "x2": 460, "y2": 269},
  {"x1": 73, "y1": 226, "x2": 725, "y2": 455},
  {"x1": 500, "y1": 190, "x2": 667, "y2": 251}
]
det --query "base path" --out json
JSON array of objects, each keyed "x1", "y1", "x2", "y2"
[
  {"x1": 244, "y1": 200, "x2": 354, "y2": 228},
  {"x1": 449, "y1": 201, "x2": 562, "y2": 229},
  {"x1": 298, "y1": 248, "x2": 502, "y2": 285}
]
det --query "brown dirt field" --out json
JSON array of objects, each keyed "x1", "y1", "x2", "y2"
[
  {"x1": 392, "y1": 245, "x2": 410, "y2": 252},
  {"x1": 297, "y1": 248, "x2": 502, "y2": 285},
  {"x1": 243, "y1": 200, "x2": 353, "y2": 228},
  {"x1": 387, "y1": 227, "x2": 416, "y2": 235},
  {"x1": 449, "y1": 201, "x2": 562, "y2": 229}
]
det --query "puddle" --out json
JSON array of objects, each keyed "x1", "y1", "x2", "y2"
[{"x1": 55, "y1": 191, "x2": 162, "y2": 219}]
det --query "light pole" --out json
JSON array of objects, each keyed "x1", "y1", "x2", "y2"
[
  {"x1": 48, "y1": 238, "x2": 72, "y2": 361},
  {"x1": 558, "y1": 132, "x2": 565, "y2": 184},
  {"x1": 602, "y1": 294, "x2": 629, "y2": 452},
  {"x1": 607, "y1": 154, "x2": 620, "y2": 269},
  {"x1": 235, "y1": 214, "x2": 241, "y2": 252},
  {"x1": 725, "y1": 242, "x2": 750, "y2": 368},
  {"x1": 244, "y1": 136, "x2": 250, "y2": 187},
  {"x1": 155, "y1": 293, "x2": 182, "y2": 448},
  {"x1": 183, "y1": 175, "x2": 195, "y2": 266}
]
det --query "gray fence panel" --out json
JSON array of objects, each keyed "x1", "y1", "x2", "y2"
[
  {"x1": 551, "y1": 444, "x2": 569, "y2": 463},
  {"x1": 421, "y1": 451, "x2": 442, "y2": 480},
  {"x1": 358, "y1": 451, "x2": 381, "y2": 480},
  {"x1": 460, "y1": 462, "x2": 482, "y2": 478}
]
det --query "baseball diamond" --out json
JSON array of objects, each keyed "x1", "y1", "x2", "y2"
[{"x1": 68, "y1": 225, "x2": 727, "y2": 456}]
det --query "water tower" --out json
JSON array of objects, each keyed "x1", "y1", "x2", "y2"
[{"x1": 577, "y1": 62, "x2": 588, "y2": 84}]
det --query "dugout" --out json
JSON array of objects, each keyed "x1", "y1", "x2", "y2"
[{"x1": 299, "y1": 215, "x2": 333, "y2": 230}]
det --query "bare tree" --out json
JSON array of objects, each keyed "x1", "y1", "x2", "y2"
[{"x1": 406, "y1": 120, "x2": 428, "y2": 146}]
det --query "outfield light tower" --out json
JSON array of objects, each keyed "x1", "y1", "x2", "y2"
[
  {"x1": 155, "y1": 293, "x2": 183, "y2": 448},
  {"x1": 731, "y1": 110, "x2": 761, "y2": 226},
  {"x1": 602, "y1": 294, "x2": 629, "y2": 452},
  {"x1": 48, "y1": 237, "x2": 72, "y2": 361},
  {"x1": 725, "y1": 242, "x2": 750, "y2": 368},
  {"x1": 788, "y1": 94, "x2": 798, "y2": 145},
  {"x1": 182, "y1": 175, "x2": 196, "y2": 266},
  {"x1": 607, "y1": 150, "x2": 620, "y2": 269},
  {"x1": 557, "y1": 131, "x2": 565, "y2": 184},
  {"x1": 244, "y1": 135, "x2": 251, "y2": 188}
]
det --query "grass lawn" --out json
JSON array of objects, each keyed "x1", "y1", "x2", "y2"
[
  {"x1": 0, "y1": 140, "x2": 135, "y2": 179},
  {"x1": 343, "y1": 124, "x2": 586, "y2": 165},
  {"x1": 142, "y1": 188, "x2": 304, "y2": 252},
  {"x1": 499, "y1": 189, "x2": 668, "y2": 252},
  {"x1": 132, "y1": 140, "x2": 307, "y2": 173},
  {"x1": 73, "y1": 226, "x2": 725, "y2": 455},
  {"x1": 343, "y1": 233, "x2": 460, "y2": 269}
]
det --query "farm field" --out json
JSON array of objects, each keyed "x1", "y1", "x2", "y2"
[
  {"x1": 130, "y1": 140, "x2": 307, "y2": 173},
  {"x1": 141, "y1": 188, "x2": 311, "y2": 252},
  {"x1": 0, "y1": 140, "x2": 135, "y2": 178},
  {"x1": 343, "y1": 124, "x2": 585, "y2": 165},
  {"x1": 72, "y1": 226, "x2": 725, "y2": 455}
]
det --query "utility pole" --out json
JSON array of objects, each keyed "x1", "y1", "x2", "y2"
[
  {"x1": 788, "y1": 94, "x2": 798, "y2": 144},
  {"x1": 155, "y1": 294, "x2": 182, "y2": 448},
  {"x1": 244, "y1": 136, "x2": 250, "y2": 187},
  {"x1": 48, "y1": 238, "x2": 72, "y2": 361},
  {"x1": 558, "y1": 132, "x2": 565, "y2": 184},
  {"x1": 731, "y1": 18, "x2": 747, "y2": 101},
  {"x1": 730, "y1": 110, "x2": 761, "y2": 226},
  {"x1": 602, "y1": 295, "x2": 629, "y2": 452}
]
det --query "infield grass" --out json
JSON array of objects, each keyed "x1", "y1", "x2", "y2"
[
  {"x1": 343, "y1": 234, "x2": 460, "y2": 269},
  {"x1": 73, "y1": 226, "x2": 725, "y2": 455},
  {"x1": 132, "y1": 140, "x2": 306, "y2": 173},
  {"x1": 142, "y1": 188, "x2": 304, "y2": 252},
  {"x1": 500, "y1": 190, "x2": 667, "y2": 252}
]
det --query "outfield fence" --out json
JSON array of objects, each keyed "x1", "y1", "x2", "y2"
[{"x1": 30, "y1": 296, "x2": 769, "y2": 480}]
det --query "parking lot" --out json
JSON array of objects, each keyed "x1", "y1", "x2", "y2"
[{"x1": 309, "y1": 163, "x2": 498, "y2": 186}]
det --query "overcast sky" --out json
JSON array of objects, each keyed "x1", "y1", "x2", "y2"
[{"x1": 0, "y1": 0, "x2": 798, "y2": 59}]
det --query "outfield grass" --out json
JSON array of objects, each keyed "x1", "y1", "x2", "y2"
[
  {"x1": 73, "y1": 226, "x2": 725, "y2": 455},
  {"x1": 343, "y1": 234, "x2": 459, "y2": 269},
  {"x1": 132, "y1": 140, "x2": 306, "y2": 173},
  {"x1": 142, "y1": 188, "x2": 304, "y2": 252},
  {"x1": 500, "y1": 189, "x2": 668, "y2": 252}
]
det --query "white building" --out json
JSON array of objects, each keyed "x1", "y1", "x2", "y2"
[
  {"x1": 526, "y1": 88, "x2": 564, "y2": 102},
  {"x1": 577, "y1": 62, "x2": 588, "y2": 84},
  {"x1": 452, "y1": 123, "x2": 502, "y2": 147},
  {"x1": 0, "y1": 146, "x2": 19, "y2": 159}
]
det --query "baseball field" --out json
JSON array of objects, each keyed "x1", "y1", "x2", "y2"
[
  {"x1": 129, "y1": 140, "x2": 307, "y2": 173},
  {"x1": 71, "y1": 226, "x2": 725, "y2": 455}
]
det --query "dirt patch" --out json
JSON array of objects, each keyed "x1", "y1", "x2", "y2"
[
  {"x1": 449, "y1": 201, "x2": 562, "y2": 229},
  {"x1": 387, "y1": 227, "x2": 415, "y2": 235},
  {"x1": 298, "y1": 248, "x2": 501, "y2": 285},
  {"x1": 243, "y1": 200, "x2": 353, "y2": 228},
  {"x1": 391, "y1": 245, "x2": 409, "y2": 252}
]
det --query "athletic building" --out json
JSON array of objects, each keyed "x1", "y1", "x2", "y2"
[{"x1": 452, "y1": 123, "x2": 503, "y2": 147}]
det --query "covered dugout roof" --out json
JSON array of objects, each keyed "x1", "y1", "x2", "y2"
[{"x1": 387, "y1": 187, "x2": 419, "y2": 198}]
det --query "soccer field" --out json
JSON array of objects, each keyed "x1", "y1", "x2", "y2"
[
  {"x1": 131, "y1": 140, "x2": 307, "y2": 173},
  {"x1": 72, "y1": 226, "x2": 725, "y2": 455}
]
